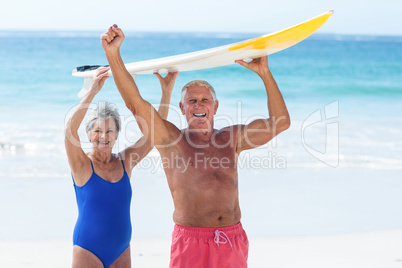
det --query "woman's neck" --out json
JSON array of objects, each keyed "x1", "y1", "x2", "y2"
[{"x1": 89, "y1": 149, "x2": 115, "y2": 164}]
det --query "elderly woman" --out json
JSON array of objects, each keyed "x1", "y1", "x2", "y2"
[{"x1": 65, "y1": 66, "x2": 178, "y2": 268}]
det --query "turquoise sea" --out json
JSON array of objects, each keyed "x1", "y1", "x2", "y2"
[
  {"x1": 0, "y1": 31, "x2": 401, "y2": 239},
  {"x1": 1, "y1": 31, "x2": 401, "y2": 173}
]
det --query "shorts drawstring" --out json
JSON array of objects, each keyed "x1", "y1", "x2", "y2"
[{"x1": 214, "y1": 229, "x2": 233, "y2": 249}]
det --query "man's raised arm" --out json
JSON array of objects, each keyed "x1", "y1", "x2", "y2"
[
  {"x1": 101, "y1": 25, "x2": 172, "y2": 147},
  {"x1": 235, "y1": 56, "x2": 291, "y2": 152}
]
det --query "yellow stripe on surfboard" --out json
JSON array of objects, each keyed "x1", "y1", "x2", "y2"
[{"x1": 229, "y1": 10, "x2": 334, "y2": 51}]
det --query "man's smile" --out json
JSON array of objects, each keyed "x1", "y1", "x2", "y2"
[{"x1": 193, "y1": 113, "x2": 206, "y2": 118}]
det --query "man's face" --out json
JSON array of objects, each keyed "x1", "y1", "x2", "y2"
[{"x1": 180, "y1": 85, "x2": 218, "y2": 130}]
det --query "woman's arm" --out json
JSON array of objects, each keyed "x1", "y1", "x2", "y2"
[
  {"x1": 121, "y1": 72, "x2": 178, "y2": 173},
  {"x1": 154, "y1": 72, "x2": 178, "y2": 119},
  {"x1": 64, "y1": 67, "x2": 109, "y2": 177}
]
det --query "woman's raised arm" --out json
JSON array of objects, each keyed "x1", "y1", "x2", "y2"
[
  {"x1": 121, "y1": 72, "x2": 178, "y2": 172},
  {"x1": 64, "y1": 67, "x2": 110, "y2": 173}
]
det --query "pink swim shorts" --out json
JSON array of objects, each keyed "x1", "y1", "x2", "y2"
[{"x1": 170, "y1": 222, "x2": 249, "y2": 268}]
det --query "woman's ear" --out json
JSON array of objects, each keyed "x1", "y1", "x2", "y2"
[{"x1": 86, "y1": 130, "x2": 91, "y2": 142}]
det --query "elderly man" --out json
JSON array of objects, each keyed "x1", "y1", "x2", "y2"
[{"x1": 102, "y1": 25, "x2": 290, "y2": 268}]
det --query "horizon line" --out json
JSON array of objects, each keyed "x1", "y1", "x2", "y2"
[{"x1": 1, "y1": 29, "x2": 402, "y2": 39}]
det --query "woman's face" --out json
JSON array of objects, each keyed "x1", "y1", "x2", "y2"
[{"x1": 88, "y1": 118, "x2": 118, "y2": 151}]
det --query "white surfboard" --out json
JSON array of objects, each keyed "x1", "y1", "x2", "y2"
[{"x1": 73, "y1": 10, "x2": 334, "y2": 97}]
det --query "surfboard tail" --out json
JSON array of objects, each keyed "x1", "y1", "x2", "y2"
[{"x1": 77, "y1": 78, "x2": 93, "y2": 98}]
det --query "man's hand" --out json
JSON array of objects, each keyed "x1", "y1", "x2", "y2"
[
  {"x1": 101, "y1": 24, "x2": 125, "y2": 55},
  {"x1": 154, "y1": 72, "x2": 179, "y2": 94},
  {"x1": 235, "y1": 56, "x2": 270, "y2": 77}
]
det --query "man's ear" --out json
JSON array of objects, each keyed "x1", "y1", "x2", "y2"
[
  {"x1": 179, "y1": 102, "x2": 185, "y2": 115},
  {"x1": 214, "y1": 100, "x2": 219, "y2": 115}
]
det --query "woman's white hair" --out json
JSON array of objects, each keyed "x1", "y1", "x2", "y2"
[
  {"x1": 181, "y1": 80, "x2": 217, "y2": 103},
  {"x1": 85, "y1": 102, "x2": 121, "y2": 135}
]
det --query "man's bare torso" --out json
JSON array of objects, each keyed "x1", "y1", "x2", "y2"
[{"x1": 160, "y1": 126, "x2": 241, "y2": 228}]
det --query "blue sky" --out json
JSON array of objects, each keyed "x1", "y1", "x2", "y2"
[{"x1": 1, "y1": 0, "x2": 401, "y2": 36}]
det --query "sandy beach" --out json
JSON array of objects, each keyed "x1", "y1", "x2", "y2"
[
  {"x1": 1, "y1": 228, "x2": 402, "y2": 267},
  {"x1": 0, "y1": 167, "x2": 401, "y2": 267}
]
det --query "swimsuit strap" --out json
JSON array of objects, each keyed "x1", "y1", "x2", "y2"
[
  {"x1": 118, "y1": 152, "x2": 126, "y2": 172},
  {"x1": 89, "y1": 158, "x2": 95, "y2": 172}
]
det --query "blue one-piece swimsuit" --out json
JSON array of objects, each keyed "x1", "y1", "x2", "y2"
[{"x1": 72, "y1": 153, "x2": 132, "y2": 267}]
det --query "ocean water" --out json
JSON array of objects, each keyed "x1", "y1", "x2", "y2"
[
  {"x1": 1, "y1": 31, "x2": 401, "y2": 176},
  {"x1": 0, "y1": 31, "x2": 402, "y2": 239}
]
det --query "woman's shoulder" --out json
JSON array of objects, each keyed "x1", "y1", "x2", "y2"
[{"x1": 71, "y1": 155, "x2": 93, "y2": 187}]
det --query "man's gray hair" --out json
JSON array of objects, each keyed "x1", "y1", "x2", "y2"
[
  {"x1": 181, "y1": 80, "x2": 217, "y2": 103},
  {"x1": 85, "y1": 102, "x2": 121, "y2": 135}
]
